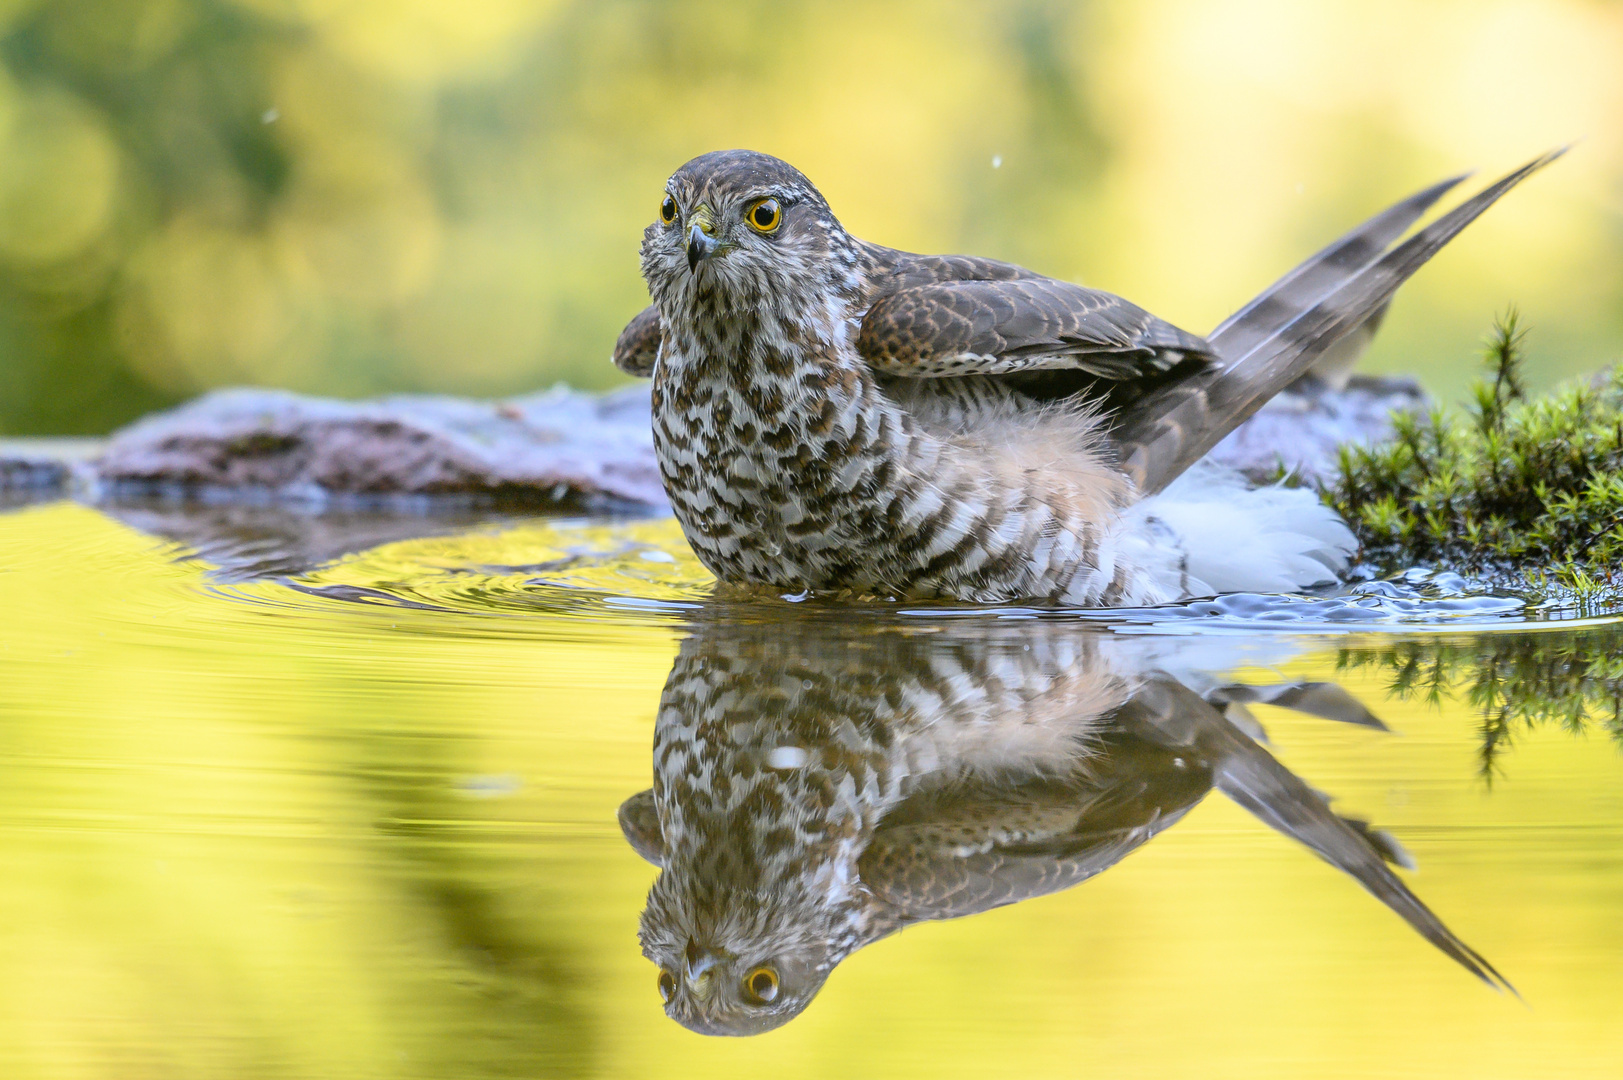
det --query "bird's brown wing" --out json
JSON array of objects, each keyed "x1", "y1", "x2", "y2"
[
  {"x1": 857, "y1": 734, "x2": 1210, "y2": 922},
  {"x1": 612, "y1": 305, "x2": 663, "y2": 377},
  {"x1": 858, "y1": 277, "x2": 1217, "y2": 384}
]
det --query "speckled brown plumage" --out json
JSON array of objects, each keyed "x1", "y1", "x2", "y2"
[{"x1": 619, "y1": 148, "x2": 1562, "y2": 605}]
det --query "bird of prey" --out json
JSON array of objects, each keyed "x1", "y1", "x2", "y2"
[
  {"x1": 620, "y1": 615, "x2": 1510, "y2": 1036},
  {"x1": 614, "y1": 148, "x2": 1562, "y2": 606}
]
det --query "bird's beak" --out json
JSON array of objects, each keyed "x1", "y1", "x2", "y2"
[
  {"x1": 686, "y1": 205, "x2": 720, "y2": 273},
  {"x1": 685, "y1": 943, "x2": 724, "y2": 995}
]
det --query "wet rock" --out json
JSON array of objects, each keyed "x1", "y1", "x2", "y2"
[
  {"x1": 1207, "y1": 375, "x2": 1426, "y2": 485},
  {"x1": 1, "y1": 455, "x2": 69, "y2": 492},
  {"x1": 25, "y1": 377, "x2": 1417, "y2": 516},
  {"x1": 94, "y1": 384, "x2": 666, "y2": 510},
  {"x1": 0, "y1": 442, "x2": 86, "y2": 508}
]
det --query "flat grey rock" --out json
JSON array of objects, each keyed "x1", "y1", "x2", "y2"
[
  {"x1": 93, "y1": 384, "x2": 665, "y2": 510},
  {"x1": 0, "y1": 440, "x2": 93, "y2": 508},
  {"x1": 1206, "y1": 375, "x2": 1425, "y2": 484}
]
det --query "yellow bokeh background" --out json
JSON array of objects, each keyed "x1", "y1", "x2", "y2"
[{"x1": 0, "y1": 0, "x2": 1618, "y2": 433}]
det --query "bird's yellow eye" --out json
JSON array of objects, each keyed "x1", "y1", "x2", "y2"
[
  {"x1": 745, "y1": 198, "x2": 781, "y2": 233},
  {"x1": 657, "y1": 969, "x2": 676, "y2": 1002},
  {"x1": 742, "y1": 966, "x2": 779, "y2": 1004},
  {"x1": 660, "y1": 195, "x2": 677, "y2": 225}
]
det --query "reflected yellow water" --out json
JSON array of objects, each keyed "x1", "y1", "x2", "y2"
[{"x1": 1, "y1": 501, "x2": 1621, "y2": 1077}]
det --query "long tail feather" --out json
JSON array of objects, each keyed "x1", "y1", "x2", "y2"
[
  {"x1": 1115, "y1": 149, "x2": 1567, "y2": 494},
  {"x1": 1210, "y1": 171, "x2": 1471, "y2": 357}
]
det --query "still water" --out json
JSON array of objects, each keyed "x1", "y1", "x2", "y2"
[{"x1": 1, "y1": 499, "x2": 1620, "y2": 1077}]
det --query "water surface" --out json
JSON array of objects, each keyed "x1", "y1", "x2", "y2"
[{"x1": 1, "y1": 500, "x2": 1620, "y2": 1077}]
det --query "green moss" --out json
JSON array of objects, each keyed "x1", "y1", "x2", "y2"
[{"x1": 1328, "y1": 310, "x2": 1623, "y2": 597}]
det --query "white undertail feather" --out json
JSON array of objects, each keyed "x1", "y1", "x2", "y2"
[{"x1": 1122, "y1": 462, "x2": 1357, "y2": 600}]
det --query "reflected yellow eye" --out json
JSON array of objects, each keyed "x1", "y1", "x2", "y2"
[
  {"x1": 660, "y1": 195, "x2": 677, "y2": 225},
  {"x1": 742, "y1": 966, "x2": 779, "y2": 1004},
  {"x1": 657, "y1": 969, "x2": 676, "y2": 1002},
  {"x1": 745, "y1": 198, "x2": 781, "y2": 233}
]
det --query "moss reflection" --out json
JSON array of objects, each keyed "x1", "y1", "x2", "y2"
[{"x1": 1338, "y1": 626, "x2": 1623, "y2": 783}]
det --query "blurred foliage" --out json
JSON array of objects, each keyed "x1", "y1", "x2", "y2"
[
  {"x1": 1328, "y1": 314, "x2": 1623, "y2": 602},
  {"x1": 0, "y1": 0, "x2": 1619, "y2": 435},
  {"x1": 1338, "y1": 626, "x2": 1623, "y2": 785}
]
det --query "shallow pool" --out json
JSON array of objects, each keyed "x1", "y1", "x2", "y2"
[{"x1": 2, "y1": 499, "x2": 1620, "y2": 1077}]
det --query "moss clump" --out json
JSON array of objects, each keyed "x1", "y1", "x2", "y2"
[
  {"x1": 1328, "y1": 310, "x2": 1623, "y2": 594},
  {"x1": 1337, "y1": 629, "x2": 1623, "y2": 783}
]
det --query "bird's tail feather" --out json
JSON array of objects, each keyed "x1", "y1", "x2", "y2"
[
  {"x1": 1209, "y1": 170, "x2": 1470, "y2": 359},
  {"x1": 1128, "y1": 679, "x2": 1513, "y2": 991},
  {"x1": 1210, "y1": 717, "x2": 1517, "y2": 994},
  {"x1": 1115, "y1": 148, "x2": 1567, "y2": 495}
]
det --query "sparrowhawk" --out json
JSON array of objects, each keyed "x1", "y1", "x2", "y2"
[{"x1": 615, "y1": 149, "x2": 1562, "y2": 605}]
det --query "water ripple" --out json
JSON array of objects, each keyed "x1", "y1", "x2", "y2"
[{"x1": 97, "y1": 503, "x2": 1615, "y2": 632}]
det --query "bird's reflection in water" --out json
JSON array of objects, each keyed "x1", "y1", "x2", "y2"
[{"x1": 619, "y1": 615, "x2": 1510, "y2": 1036}]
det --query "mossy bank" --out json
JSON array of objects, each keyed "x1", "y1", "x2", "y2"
[{"x1": 1328, "y1": 311, "x2": 1623, "y2": 605}]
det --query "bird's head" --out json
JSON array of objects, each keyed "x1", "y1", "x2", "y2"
[
  {"x1": 637, "y1": 864, "x2": 843, "y2": 1036},
  {"x1": 640, "y1": 150, "x2": 857, "y2": 325}
]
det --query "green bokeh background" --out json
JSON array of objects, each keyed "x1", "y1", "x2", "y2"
[{"x1": 0, "y1": 0, "x2": 1619, "y2": 434}]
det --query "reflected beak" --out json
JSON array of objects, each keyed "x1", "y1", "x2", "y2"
[
  {"x1": 686, "y1": 225, "x2": 718, "y2": 273},
  {"x1": 685, "y1": 943, "x2": 723, "y2": 994}
]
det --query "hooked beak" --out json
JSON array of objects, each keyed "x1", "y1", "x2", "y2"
[
  {"x1": 686, "y1": 226, "x2": 719, "y2": 273},
  {"x1": 686, "y1": 205, "x2": 720, "y2": 273},
  {"x1": 684, "y1": 942, "x2": 724, "y2": 994}
]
